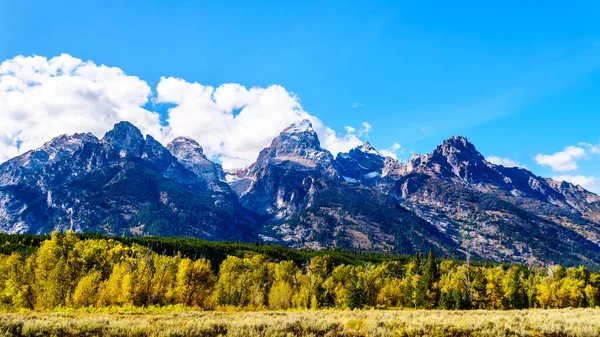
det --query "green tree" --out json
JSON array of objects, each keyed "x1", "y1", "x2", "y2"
[
  {"x1": 502, "y1": 266, "x2": 527, "y2": 309},
  {"x1": 214, "y1": 255, "x2": 272, "y2": 308},
  {"x1": 174, "y1": 257, "x2": 216, "y2": 308},
  {"x1": 293, "y1": 256, "x2": 334, "y2": 309},
  {"x1": 415, "y1": 249, "x2": 439, "y2": 309}
]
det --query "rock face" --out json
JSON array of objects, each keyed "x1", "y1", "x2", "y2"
[
  {"x1": 1, "y1": 121, "x2": 600, "y2": 267},
  {"x1": 382, "y1": 136, "x2": 600, "y2": 266},
  {"x1": 167, "y1": 137, "x2": 228, "y2": 193},
  {"x1": 336, "y1": 142, "x2": 385, "y2": 185},
  {"x1": 0, "y1": 122, "x2": 252, "y2": 240},
  {"x1": 236, "y1": 120, "x2": 341, "y2": 219}
]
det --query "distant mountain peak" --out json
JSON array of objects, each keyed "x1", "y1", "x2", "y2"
[
  {"x1": 108, "y1": 121, "x2": 142, "y2": 135},
  {"x1": 336, "y1": 142, "x2": 385, "y2": 184},
  {"x1": 167, "y1": 137, "x2": 205, "y2": 157},
  {"x1": 268, "y1": 120, "x2": 323, "y2": 157},
  {"x1": 356, "y1": 141, "x2": 381, "y2": 156},
  {"x1": 102, "y1": 121, "x2": 145, "y2": 158},
  {"x1": 282, "y1": 119, "x2": 314, "y2": 134},
  {"x1": 170, "y1": 136, "x2": 201, "y2": 146},
  {"x1": 434, "y1": 135, "x2": 484, "y2": 161},
  {"x1": 44, "y1": 132, "x2": 97, "y2": 145},
  {"x1": 41, "y1": 132, "x2": 98, "y2": 154},
  {"x1": 441, "y1": 135, "x2": 475, "y2": 149}
]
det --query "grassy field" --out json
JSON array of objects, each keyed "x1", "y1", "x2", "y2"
[{"x1": 0, "y1": 309, "x2": 598, "y2": 337}]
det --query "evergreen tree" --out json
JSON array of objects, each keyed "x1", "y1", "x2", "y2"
[
  {"x1": 501, "y1": 266, "x2": 527, "y2": 309},
  {"x1": 415, "y1": 249, "x2": 439, "y2": 309}
]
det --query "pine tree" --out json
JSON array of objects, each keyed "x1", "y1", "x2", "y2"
[
  {"x1": 502, "y1": 266, "x2": 527, "y2": 309},
  {"x1": 415, "y1": 249, "x2": 439, "y2": 308}
]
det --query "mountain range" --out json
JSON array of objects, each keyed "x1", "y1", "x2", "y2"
[{"x1": 1, "y1": 120, "x2": 600, "y2": 267}]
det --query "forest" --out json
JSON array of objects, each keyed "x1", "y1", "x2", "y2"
[{"x1": 0, "y1": 232, "x2": 599, "y2": 311}]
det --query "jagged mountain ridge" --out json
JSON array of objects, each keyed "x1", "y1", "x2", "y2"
[
  {"x1": 378, "y1": 136, "x2": 600, "y2": 265},
  {"x1": 1, "y1": 120, "x2": 599, "y2": 266},
  {"x1": 231, "y1": 121, "x2": 458, "y2": 256},
  {"x1": 0, "y1": 122, "x2": 253, "y2": 240},
  {"x1": 336, "y1": 142, "x2": 385, "y2": 185}
]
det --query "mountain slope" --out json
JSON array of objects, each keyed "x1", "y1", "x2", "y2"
[
  {"x1": 1, "y1": 120, "x2": 600, "y2": 267},
  {"x1": 0, "y1": 122, "x2": 253, "y2": 240},
  {"x1": 335, "y1": 142, "x2": 385, "y2": 186},
  {"x1": 378, "y1": 136, "x2": 600, "y2": 266},
  {"x1": 235, "y1": 120, "x2": 342, "y2": 218}
]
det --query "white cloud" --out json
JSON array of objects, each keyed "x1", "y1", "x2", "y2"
[
  {"x1": 157, "y1": 77, "x2": 368, "y2": 168},
  {"x1": 0, "y1": 54, "x2": 372, "y2": 169},
  {"x1": 358, "y1": 122, "x2": 372, "y2": 138},
  {"x1": 0, "y1": 54, "x2": 164, "y2": 162},
  {"x1": 351, "y1": 102, "x2": 363, "y2": 108},
  {"x1": 535, "y1": 146, "x2": 588, "y2": 172},
  {"x1": 579, "y1": 142, "x2": 600, "y2": 154},
  {"x1": 380, "y1": 142, "x2": 402, "y2": 159},
  {"x1": 487, "y1": 156, "x2": 525, "y2": 168},
  {"x1": 362, "y1": 122, "x2": 372, "y2": 133},
  {"x1": 553, "y1": 175, "x2": 599, "y2": 194}
]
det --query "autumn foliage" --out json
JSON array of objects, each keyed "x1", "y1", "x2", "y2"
[{"x1": 0, "y1": 232, "x2": 599, "y2": 311}]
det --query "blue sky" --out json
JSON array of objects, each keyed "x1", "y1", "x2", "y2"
[{"x1": 1, "y1": 0, "x2": 599, "y2": 191}]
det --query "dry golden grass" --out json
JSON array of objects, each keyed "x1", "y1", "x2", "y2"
[{"x1": 1, "y1": 309, "x2": 598, "y2": 337}]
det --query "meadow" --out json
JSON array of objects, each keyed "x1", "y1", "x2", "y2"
[{"x1": 1, "y1": 309, "x2": 599, "y2": 337}]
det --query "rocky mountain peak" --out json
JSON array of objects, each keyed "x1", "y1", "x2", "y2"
[
  {"x1": 38, "y1": 132, "x2": 99, "y2": 161},
  {"x1": 281, "y1": 119, "x2": 314, "y2": 134},
  {"x1": 167, "y1": 137, "x2": 206, "y2": 161},
  {"x1": 437, "y1": 135, "x2": 481, "y2": 157},
  {"x1": 336, "y1": 141, "x2": 385, "y2": 183},
  {"x1": 142, "y1": 135, "x2": 172, "y2": 164},
  {"x1": 166, "y1": 136, "x2": 226, "y2": 189},
  {"x1": 43, "y1": 132, "x2": 98, "y2": 149},
  {"x1": 0, "y1": 132, "x2": 100, "y2": 182},
  {"x1": 357, "y1": 141, "x2": 381, "y2": 156},
  {"x1": 262, "y1": 119, "x2": 327, "y2": 164},
  {"x1": 101, "y1": 121, "x2": 145, "y2": 158},
  {"x1": 382, "y1": 157, "x2": 406, "y2": 179},
  {"x1": 400, "y1": 135, "x2": 488, "y2": 182}
]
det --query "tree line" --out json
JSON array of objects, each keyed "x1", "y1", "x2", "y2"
[{"x1": 0, "y1": 232, "x2": 598, "y2": 310}]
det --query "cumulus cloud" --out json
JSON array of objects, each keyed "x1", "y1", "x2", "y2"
[
  {"x1": 358, "y1": 122, "x2": 372, "y2": 138},
  {"x1": 535, "y1": 146, "x2": 588, "y2": 172},
  {"x1": 553, "y1": 175, "x2": 599, "y2": 194},
  {"x1": 0, "y1": 54, "x2": 369, "y2": 169},
  {"x1": 380, "y1": 142, "x2": 402, "y2": 159},
  {"x1": 156, "y1": 77, "x2": 366, "y2": 168},
  {"x1": 0, "y1": 54, "x2": 164, "y2": 162},
  {"x1": 487, "y1": 156, "x2": 525, "y2": 168}
]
